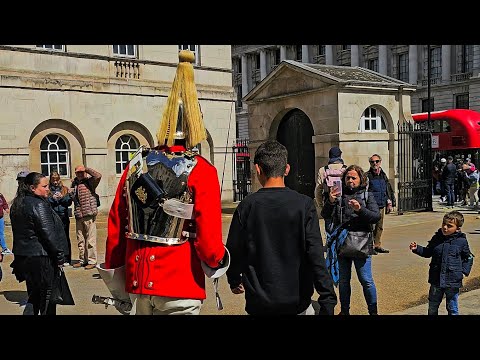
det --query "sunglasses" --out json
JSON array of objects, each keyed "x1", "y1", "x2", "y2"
[{"x1": 369, "y1": 160, "x2": 381, "y2": 164}]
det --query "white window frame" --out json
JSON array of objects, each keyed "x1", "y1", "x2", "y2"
[
  {"x1": 36, "y1": 45, "x2": 65, "y2": 52},
  {"x1": 113, "y1": 45, "x2": 137, "y2": 58},
  {"x1": 358, "y1": 107, "x2": 388, "y2": 133},
  {"x1": 178, "y1": 45, "x2": 199, "y2": 65},
  {"x1": 115, "y1": 134, "x2": 139, "y2": 175},
  {"x1": 40, "y1": 134, "x2": 70, "y2": 177}
]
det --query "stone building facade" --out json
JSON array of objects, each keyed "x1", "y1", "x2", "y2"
[
  {"x1": 233, "y1": 45, "x2": 480, "y2": 139},
  {"x1": 0, "y1": 45, "x2": 235, "y2": 210},
  {"x1": 243, "y1": 61, "x2": 416, "y2": 197}
]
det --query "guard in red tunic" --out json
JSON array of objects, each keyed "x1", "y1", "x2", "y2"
[{"x1": 98, "y1": 50, "x2": 229, "y2": 315}]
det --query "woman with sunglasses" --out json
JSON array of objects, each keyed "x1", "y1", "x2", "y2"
[{"x1": 321, "y1": 165, "x2": 381, "y2": 315}]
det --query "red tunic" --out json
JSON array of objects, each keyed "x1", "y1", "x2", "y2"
[{"x1": 104, "y1": 145, "x2": 225, "y2": 300}]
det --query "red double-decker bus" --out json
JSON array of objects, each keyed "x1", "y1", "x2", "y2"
[{"x1": 412, "y1": 109, "x2": 480, "y2": 165}]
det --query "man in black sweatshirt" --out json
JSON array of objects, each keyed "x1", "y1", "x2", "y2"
[{"x1": 226, "y1": 140, "x2": 337, "y2": 315}]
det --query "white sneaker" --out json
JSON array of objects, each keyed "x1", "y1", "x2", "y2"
[
  {"x1": 1, "y1": 248, "x2": 12, "y2": 255},
  {"x1": 62, "y1": 262, "x2": 71, "y2": 267}
]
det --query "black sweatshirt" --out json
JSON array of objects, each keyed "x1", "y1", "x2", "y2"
[{"x1": 226, "y1": 187, "x2": 337, "y2": 315}]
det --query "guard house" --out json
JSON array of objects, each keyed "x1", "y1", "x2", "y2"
[{"x1": 243, "y1": 61, "x2": 417, "y2": 201}]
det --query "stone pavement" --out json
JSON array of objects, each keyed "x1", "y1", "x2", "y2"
[{"x1": 0, "y1": 195, "x2": 479, "y2": 315}]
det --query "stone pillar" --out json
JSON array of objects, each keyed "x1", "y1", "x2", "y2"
[
  {"x1": 442, "y1": 44, "x2": 451, "y2": 83},
  {"x1": 326, "y1": 45, "x2": 334, "y2": 65},
  {"x1": 280, "y1": 46, "x2": 287, "y2": 61},
  {"x1": 302, "y1": 45, "x2": 309, "y2": 63},
  {"x1": 379, "y1": 45, "x2": 388, "y2": 75},
  {"x1": 260, "y1": 49, "x2": 267, "y2": 80},
  {"x1": 351, "y1": 45, "x2": 359, "y2": 66},
  {"x1": 409, "y1": 45, "x2": 418, "y2": 85},
  {"x1": 473, "y1": 45, "x2": 480, "y2": 77}
]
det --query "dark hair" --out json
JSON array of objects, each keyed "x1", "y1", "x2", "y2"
[
  {"x1": 254, "y1": 140, "x2": 288, "y2": 178},
  {"x1": 342, "y1": 164, "x2": 368, "y2": 187},
  {"x1": 11, "y1": 172, "x2": 46, "y2": 218}
]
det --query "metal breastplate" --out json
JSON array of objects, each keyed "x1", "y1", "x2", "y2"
[{"x1": 125, "y1": 146, "x2": 197, "y2": 245}]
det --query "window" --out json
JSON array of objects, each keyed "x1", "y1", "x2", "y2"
[
  {"x1": 274, "y1": 48, "x2": 281, "y2": 65},
  {"x1": 367, "y1": 59, "x2": 378, "y2": 72},
  {"x1": 341, "y1": 45, "x2": 351, "y2": 51},
  {"x1": 254, "y1": 53, "x2": 260, "y2": 69},
  {"x1": 179, "y1": 45, "x2": 199, "y2": 65},
  {"x1": 358, "y1": 107, "x2": 387, "y2": 133},
  {"x1": 36, "y1": 45, "x2": 64, "y2": 51},
  {"x1": 113, "y1": 45, "x2": 136, "y2": 57},
  {"x1": 318, "y1": 45, "x2": 326, "y2": 56},
  {"x1": 397, "y1": 53, "x2": 409, "y2": 82},
  {"x1": 40, "y1": 134, "x2": 70, "y2": 177},
  {"x1": 235, "y1": 58, "x2": 242, "y2": 74},
  {"x1": 115, "y1": 135, "x2": 139, "y2": 174},
  {"x1": 422, "y1": 98, "x2": 434, "y2": 112},
  {"x1": 455, "y1": 93, "x2": 469, "y2": 109},
  {"x1": 459, "y1": 45, "x2": 473, "y2": 73},
  {"x1": 295, "y1": 45, "x2": 302, "y2": 61},
  {"x1": 236, "y1": 85, "x2": 243, "y2": 108},
  {"x1": 423, "y1": 46, "x2": 441, "y2": 80}
]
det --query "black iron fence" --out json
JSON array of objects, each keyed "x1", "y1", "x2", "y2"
[
  {"x1": 397, "y1": 121, "x2": 433, "y2": 213},
  {"x1": 232, "y1": 138, "x2": 252, "y2": 202}
]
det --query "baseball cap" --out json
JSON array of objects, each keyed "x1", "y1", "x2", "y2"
[
  {"x1": 440, "y1": 158, "x2": 446, "y2": 163},
  {"x1": 16, "y1": 170, "x2": 30, "y2": 180}
]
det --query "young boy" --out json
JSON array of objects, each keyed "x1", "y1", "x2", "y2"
[
  {"x1": 226, "y1": 140, "x2": 337, "y2": 315},
  {"x1": 409, "y1": 210, "x2": 474, "y2": 315}
]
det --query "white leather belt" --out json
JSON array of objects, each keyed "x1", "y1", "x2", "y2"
[{"x1": 126, "y1": 230, "x2": 197, "y2": 245}]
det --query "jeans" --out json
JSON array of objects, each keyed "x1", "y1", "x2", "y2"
[
  {"x1": 0, "y1": 217, "x2": 6, "y2": 250},
  {"x1": 428, "y1": 285, "x2": 459, "y2": 315},
  {"x1": 445, "y1": 183, "x2": 455, "y2": 206},
  {"x1": 338, "y1": 255, "x2": 377, "y2": 314}
]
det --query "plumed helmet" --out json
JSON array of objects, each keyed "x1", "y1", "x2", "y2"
[{"x1": 156, "y1": 50, "x2": 207, "y2": 149}]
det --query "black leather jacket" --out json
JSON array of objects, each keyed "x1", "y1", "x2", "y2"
[{"x1": 11, "y1": 193, "x2": 69, "y2": 262}]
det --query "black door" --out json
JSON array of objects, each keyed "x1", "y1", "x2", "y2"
[{"x1": 277, "y1": 109, "x2": 315, "y2": 198}]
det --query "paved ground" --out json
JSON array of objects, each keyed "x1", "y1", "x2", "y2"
[{"x1": 1, "y1": 195, "x2": 479, "y2": 315}]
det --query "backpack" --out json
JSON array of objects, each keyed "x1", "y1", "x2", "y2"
[{"x1": 74, "y1": 179, "x2": 100, "y2": 207}]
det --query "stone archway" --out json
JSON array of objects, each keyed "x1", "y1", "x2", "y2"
[{"x1": 276, "y1": 109, "x2": 315, "y2": 198}]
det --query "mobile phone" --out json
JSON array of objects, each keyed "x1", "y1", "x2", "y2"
[{"x1": 333, "y1": 180, "x2": 342, "y2": 196}]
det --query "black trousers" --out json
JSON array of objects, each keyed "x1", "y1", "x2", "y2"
[{"x1": 15, "y1": 255, "x2": 57, "y2": 315}]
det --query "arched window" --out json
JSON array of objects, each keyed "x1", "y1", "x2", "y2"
[
  {"x1": 115, "y1": 134, "x2": 139, "y2": 174},
  {"x1": 40, "y1": 134, "x2": 70, "y2": 177},
  {"x1": 358, "y1": 107, "x2": 388, "y2": 133}
]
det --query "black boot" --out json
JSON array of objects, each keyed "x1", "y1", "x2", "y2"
[{"x1": 368, "y1": 304, "x2": 378, "y2": 315}]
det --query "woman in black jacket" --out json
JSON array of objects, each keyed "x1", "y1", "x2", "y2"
[
  {"x1": 48, "y1": 171, "x2": 73, "y2": 265},
  {"x1": 321, "y1": 165, "x2": 381, "y2": 315},
  {"x1": 10, "y1": 172, "x2": 70, "y2": 315}
]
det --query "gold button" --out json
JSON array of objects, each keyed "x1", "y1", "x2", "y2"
[
  {"x1": 149, "y1": 255, "x2": 155, "y2": 261},
  {"x1": 132, "y1": 280, "x2": 138, "y2": 287},
  {"x1": 135, "y1": 255, "x2": 140, "y2": 262},
  {"x1": 147, "y1": 282, "x2": 153, "y2": 288}
]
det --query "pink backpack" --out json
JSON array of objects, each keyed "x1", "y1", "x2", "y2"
[{"x1": 322, "y1": 164, "x2": 347, "y2": 191}]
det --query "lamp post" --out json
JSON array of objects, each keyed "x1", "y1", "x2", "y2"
[
  {"x1": 427, "y1": 44, "x2": 431, "y2": 131},
  {"x1": 426, "y1": 44, "x2": 433, "y2": 211}
]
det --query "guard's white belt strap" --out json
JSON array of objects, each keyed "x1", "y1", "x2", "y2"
[{"x1": 126, "y1": 232, "x2": 188, "y2": 245}]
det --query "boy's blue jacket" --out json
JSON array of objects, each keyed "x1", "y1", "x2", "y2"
[{"x1": 412, "y1": 229, "x2": 473, "y2": 288}]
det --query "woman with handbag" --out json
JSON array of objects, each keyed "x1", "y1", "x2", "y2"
[
  {"x1": 10, "y1": 172, "x2": 71, "y2": 315},
  {"x1": 321, "y1": 165, "x2": 381, "y2": 315}
]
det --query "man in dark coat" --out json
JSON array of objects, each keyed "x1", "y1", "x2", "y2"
[{"x1": 366, "y1": 154, "x2": 396, "y2": 254}]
